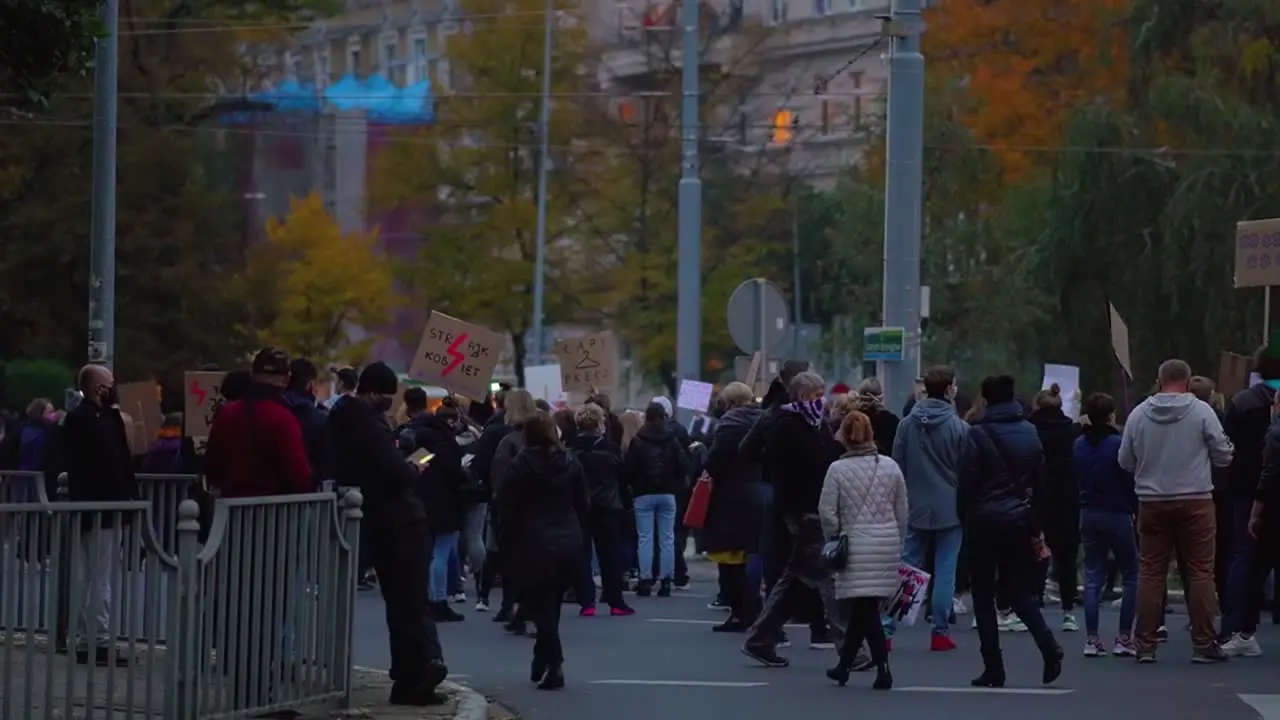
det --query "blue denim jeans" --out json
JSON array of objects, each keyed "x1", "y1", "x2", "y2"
[
  {"x1": 890, "y1": 525, "x2": 963, "y2": 635},
  {"x1": 746, "y1": 482, "x2": 775, "y2": 594},
  {"x1": 634, "y1": 494, "x2": 677, "y2": 581},
  {"x1": 1222, "y1": 496, "x2": 1256, "y2": 635},
  {"x1": 430, "y1": 532, "x2": 459, "y2": 602},
  {"x1": 1081, "y1": 510, "x2": 1138, "y2": 637}
]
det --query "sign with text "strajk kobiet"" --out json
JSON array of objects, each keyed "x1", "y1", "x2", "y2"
[{"x1": 408, "y1": 311, "x2": 505, "y2": 400}]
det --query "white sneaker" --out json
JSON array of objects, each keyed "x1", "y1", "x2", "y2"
[
  {"x1": 972, "y1": 616, "x2": 979, "y2": 629},
  {"x1": 1083, "y1": 638, "x2": 1104, "y2": 657},
  {"x1": 1062, "y1": 614, "x2": 1079, "y2": 632},
  {"x1": 474, "y1": 600, "x2": 489, "y2": 612},
  {"x1": 1222, "y1": 632, "x2": 1262, "y2": 657},
  {"x1": 1111, "y1": 638, "x2": 1136, "y2": 657},
  {"x1": 999, "y1": 613, "x2": 1027, "y2": 632},
  {"x1": 451, "y1": 592, "x2": 467, "y2": 604},
  {"x1": 952, "y1": 595, "x2": 969, "y2": 615}
]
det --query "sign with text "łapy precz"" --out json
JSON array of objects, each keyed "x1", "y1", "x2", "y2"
[
  {"x1": 554, "y1": 330, "x2": 619, "y2": 393},
  {"x1": 408, "y1": 311, "x2": 505, "y2": 400}
]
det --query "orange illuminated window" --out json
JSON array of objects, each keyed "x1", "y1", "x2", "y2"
[
  {"x1": 618, "y1": 99, "x2": 637, "y2": 125},
  {"x1": 772, "y1": 109, "x2": 794, "y2": 144}
]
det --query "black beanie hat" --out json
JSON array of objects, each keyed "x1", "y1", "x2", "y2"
[{"x1": 357, "y1": 362, "x2": 399, "y2": 395}]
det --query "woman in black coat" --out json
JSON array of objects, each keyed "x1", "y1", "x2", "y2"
[
  {"x1": 701, "y1": 382, "x2": 765, "y2": 631},
  {"x1": 498, "y1": 411, "x2": 589, "y2": 690},
  {"x1": 853, "y1": 378, "x2": 900, "y2": 457},
  {"x1": 1027, "y1": 383, "x2": 1082, "y2": 629}
]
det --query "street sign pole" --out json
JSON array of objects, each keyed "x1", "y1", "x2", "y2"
[{"x1": 674, "y1": 0, "x2": 703, "y2": 425}]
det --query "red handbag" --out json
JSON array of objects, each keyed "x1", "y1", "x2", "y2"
[{"x1": 683, "y1": 472, "x2": 714, "y2": 529}]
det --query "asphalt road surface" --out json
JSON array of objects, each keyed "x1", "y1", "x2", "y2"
[{"x1": 351, "y1": 559, "x2": 1280, "y2": 720}]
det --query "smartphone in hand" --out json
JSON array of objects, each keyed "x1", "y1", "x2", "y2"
[{"x1": 407, "y1": 448, "x2": 435, "y2": 469}]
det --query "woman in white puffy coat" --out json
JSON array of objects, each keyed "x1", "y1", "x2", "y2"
[{"x1": 818, "y1": 410, "x2": 909, "y2": 690}]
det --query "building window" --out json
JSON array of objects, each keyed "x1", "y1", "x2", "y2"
[
  {"x1": 284, "y1": 51, "x2": 300, "y2": 78},
  {"x1": 768, "y1": 0, "x2": 788, "y2": 24},
  {"x1": 346, "y1": 36, "x2": 362, "y2": 76},
  {"x1": 409, "y1": 33, "x2": 428, "y2": 84},
  {"x1": 381, "y1": 34, "x2": 398, "y2": 75},
  {"x1": 771, "y1": 109, "x2": 794, "y2": 144},
  {"x1": 814, "y1": 0, "x2": 830, "y2": 15},
  {"x1": 617, "y1": 99, "x2": 636, "y2": 125}
]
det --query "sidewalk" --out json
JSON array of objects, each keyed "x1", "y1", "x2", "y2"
[{"x1": 0, "y1": 631, "x2": 503, "y2": 720}]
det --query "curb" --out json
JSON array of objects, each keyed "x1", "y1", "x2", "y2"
[{"x1": 353, "y1": 666, "x2": 491, "y2": 720}]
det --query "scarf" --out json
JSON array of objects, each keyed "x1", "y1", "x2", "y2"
[
  {"x1": 782, "y1": 397, "x2": 826, "y2": 427},
  {"x1": 841, "y1": 441, "x2": 878, "y2": 458}
]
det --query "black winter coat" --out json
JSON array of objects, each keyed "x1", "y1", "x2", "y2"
[
  {"x1": 701, "y1": 406, "x2": 764, "y2": 553},
  {"x1": 327, "y1": 397, "x2": 427, "y2": 528},
  {"x1": 469, "y1": 412, "x2": 515, "y2": 502},
  {"x1": 497, "y1": 446, "x2": 589, "y2": 587},
  {"x1": 398, "y1": 412, "x2": 466, "y2": 534},
  {"x1": 742, "y1": 408, "x2": 840, "y2": 517},
  {"x1": 568, "y1": 431, "x2": 624, "y2": 511},
  {"x1": 958, "y1": 402, "x2": 1044, "y2": 531},
  {"x1": 622, "y1": 423, "x2": 692, "y2": 498},
  {"x1": 868, "y1": 408, "x2": 900, "y2": 457},
  {"x1": 1225, "y1": 384, "x2": 1276, "y2": 499},
  {"x1": 1028, "y1": 406, "x2": 1080, "y2": 525}
]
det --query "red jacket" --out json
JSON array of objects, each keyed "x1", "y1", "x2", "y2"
[{"x1": 205, "y1": 392, "x2": 313, "y2": 497}]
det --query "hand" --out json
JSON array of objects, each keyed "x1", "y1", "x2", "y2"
[{"x1": 1249, "y1": 501, "x2": 1266, "y2": 539}]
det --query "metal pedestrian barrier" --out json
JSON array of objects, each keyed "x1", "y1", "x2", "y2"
[{"x1": 0, "y1": 487, "x2": 363, "y2": 719}]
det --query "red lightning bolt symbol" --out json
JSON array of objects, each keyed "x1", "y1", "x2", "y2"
[
  {"x1": 190, "y1": 379, "x2": 207, "y2": 405},
  {"x1": 442, "y1": 333, "x2": 468, "y2": 376}
]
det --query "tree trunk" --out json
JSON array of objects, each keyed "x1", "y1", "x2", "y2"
[{"x1": 512, "y1": 331, "x2": 527, "y2": 389}]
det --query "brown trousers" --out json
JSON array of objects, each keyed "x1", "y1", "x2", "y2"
[{"x1": 1134, "y1": 498, "x2": 1218, "y2": 654}]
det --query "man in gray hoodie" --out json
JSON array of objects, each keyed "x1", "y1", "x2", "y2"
[
  {"x1": 890, "y1": 365, "x2": 969, "y2": 649},
  {"x1": 1119, "y1": 358, "x2": 1233, "y2": 662}
]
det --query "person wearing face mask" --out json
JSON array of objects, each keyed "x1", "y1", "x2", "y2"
[
  {"x1": 64, "y1": 364, "x2": 139, "y2": 667},
  {"x1": 327, "y1": 361, "x2": 450, "y2": 705}
]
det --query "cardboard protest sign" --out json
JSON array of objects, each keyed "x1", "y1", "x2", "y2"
[
  {"x1": 1218, "y1": 352, "x2": 1252, "y2": 399},
  {"x1": 553, "y1": 331, "x2": 619, "y2": 393},
  {"x1": 676, "y1": 379, "x2": 715, "y2": 413},
  {"x1": 1108, "y1": 303, "x2": 1132, "y2": 380},
  {"x1": 407, "y1": 312, "x2": 504, "y2": 400},
  {"x1": 1235, "y1": 218, "x2": 1280, "y2": 289},
  {"x1": 183, "y1": 371, "x2": 227, "y2": 440},
  {"x1": 116, "y1": 381, "x2": 162, "y2": 456}
]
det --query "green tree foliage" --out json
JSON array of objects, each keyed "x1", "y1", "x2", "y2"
[{"x1": 0, "y1": 0, "x2": 102, "y2": 108}]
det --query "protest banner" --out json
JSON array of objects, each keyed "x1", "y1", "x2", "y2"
[
  {"x1": 1109, "y1": 303, "x2": 1132, "y2": 380},
  {"x1": 1235, "y1": 218, "x2": 1280, "y2": 289},
  {"x1": 183, "y1": 371, "x2": 227, "y2": 440},
  {"x1": 554, "y1": 330, "x2": 619, "y2": 393},
  {"x1": 676, "y1": 379, "x2": 714, "y2": 413},
  {"x1": 1218, "y1": 352, "x2": 1252, "y2": 399},
  {"x1": 116, "y1": 381, "x2": 162, "y2": 456},
  {"x1": 407, "y1": 312, "x2": 504, "y2": 400}
]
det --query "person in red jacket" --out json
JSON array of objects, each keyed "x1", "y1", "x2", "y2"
[{"x1": 205, "y1": 348, "x2": 313, "y2": 497}]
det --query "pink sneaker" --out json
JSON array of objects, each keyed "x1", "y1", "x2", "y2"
[
  {"x1": 610, "y1": 605, "x2": 636, "y2": 617},
  {"x1": 579, "y1": 606, "x2": 597, "y2": 617}
]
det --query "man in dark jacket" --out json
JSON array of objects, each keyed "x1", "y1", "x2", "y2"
[
  {"x1": 398, "y1": 387, "x2": 467, "y2": 622},
  {"x1": 282, "y1": 358, "x2": 331, "y2": 487},
  {"x1": 328, "y1": 362, "x2": 448, "y2": 705},
  {"x1": 568, "y1": 402, "x2": 633, "y2": 615},
  {"x1": 64, "y1": 363, "x2": 137, "y2": 666},
  {"x1": 205, "y1": 349, "x2": 314, "y2": 498}
]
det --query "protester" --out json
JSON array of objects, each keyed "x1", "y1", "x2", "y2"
[
  {"x1": 739, "y1": 371, "x2": 847, "y2": 667},
  {"x1": 14, "y1": 398, "x2": 55, "y2": 502},
  {"x1": 398, "y1": 386, "x2": 468, "y2": 622},
  {"x1": 890, "y1": 365, "x2": 969, "y2": 651},
  {"x1": 1119, "y1": 358, "x2": 1233, "y2": 663},
  {"x1": 282, "y1": 358, "x2": 331, "y2": 486},
  {"x1": 469, "y1": 388, "x2": 515, "y2": 611},
  {"x1": 1074, "y1": 392, "x2": 1138, "y2": 657},
  {"x1": 1240, "y1": 381, "x2": 1280, "y2": 657},
  {"x1": 651, "y1": 395, "x2": 694, "y2": 587},
  {"x1": 328, "y1": 361, "x2": 448, "y2": 705},
  {"x1": 498, "y1": 411, "x2": 589, "y2": 691},
  {"x1": 1028, "y1": 383, "x2": 1082, "y2": 632},
  {"x1": 568, "y1": 402, "x2": 633, "y2": 617},
  {"x1": 853, "y1": 377, "x2": 900, "y2": 457},
  {"x1": 621, "y1": 401, "x2": 692, "y2": 597},
  {"x1": 64, "y1": 364, "x2": 137, "y2": 667},
  {"x1": 325, "y1": 365, "x2": 359, "y2": 410},
  {"x1": 141, "y1": 412, "x2": 186, "y2": 475},
  {"x1": 819, "y1": 410, "x2": 906, "y2": 690},
  {"x1": 587, "y1": 392, "x2": 625, "y2": 447},
  {"x1": 961, "y1": 374, "x2": 1063, "y2": 687},
  {"x1": 1188, "y1": 376, "x2": 1231, "y2": 608},
  {"x1": 701, "y1": 382, "x2": 764, "y2": 632},
  {"x1": 204, "y1": 348, "x2": 313, "y2": 497},
  {"x1": 489, "y1": 389, "x2": 539, "y2": 629}
]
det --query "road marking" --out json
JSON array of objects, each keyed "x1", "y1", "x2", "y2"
[
  {"x1": 647, "y1": 619, "x2": 806, "y2": 628},
  {"x1": 590, "y1": 680, "x2": 767, "y2": 688},
  {"x1": 1240, "y1": 695, "x2": 1280, "y2": 720},
  {"x1": 895, "y1": 687, "x2": 1075, "y2": 696}
]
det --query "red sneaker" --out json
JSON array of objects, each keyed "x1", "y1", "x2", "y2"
[
  {"x1": 930, "y1": 632, "x2": 957, "y2": 652},
  {"x1": 610, "y1": 605, "x2": 636, "y2": 617},
  {"x1": 579, "y1": 606, "x2": 597, "y2": 617}
]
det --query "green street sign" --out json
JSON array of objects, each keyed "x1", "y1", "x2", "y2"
[{"x1": 863, "y1": 326, "x2": 905, "y2": 361}]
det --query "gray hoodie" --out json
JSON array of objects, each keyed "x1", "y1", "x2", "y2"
[
  {"x1": 1119, "y1": 393, "x2": 1233, "y2": 500},
  {"x1": 891, "y1": 397, "x2": 969, "y2": 530}
]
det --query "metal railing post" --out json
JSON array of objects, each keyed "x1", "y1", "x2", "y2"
[
  {"x1": 54, "y1": 473, "x2": 71, "y2": 654},
  {"x1": 169, "y1": 498, "x2": 202, "y2": 720},
  {"x1": 335, "y1": 490, "x2": 362, "y2": 706}
]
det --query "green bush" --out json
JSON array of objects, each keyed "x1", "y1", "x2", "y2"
[{"x1": 2, "y1": 359, "x2": 74, "y2": 412}]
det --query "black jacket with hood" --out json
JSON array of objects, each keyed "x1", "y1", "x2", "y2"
[
  {"x1": 497, "y1": 445, "x2": 589, "y2": 579},
  {"x1": 744, "y1": 407, "x2": 841, "y2": 517},
  {"x1": 568, "y1": 431, "x2": 624, "y2": 511},
  {"x1": 702, "y1": 406, "x2": 765, "y2": 553},
  {"x1": 282, "y1": 389, "x2": 331, "y2": 486},
  {"x1": 1225, "y1": 383, "x2": 1277, "y2": 499},
  {"x1": 1028, "y1": 406, "x2": 1081, "y2": 524},
  {"x1": 327, "y1": 396, "x2": 426, "y2": 528},
  {"x1": 959, "y1": 401, "x2": 1044, "y2": 531},
  {"x1": 622, "y1": 422, "x2": 693, "y2": 498},
  {"x1": 469, "y1": 411, "x2": 514, "y2": 502},
  {"x1": 397, "y1": 412, "x2": 466, "y2": 533}
]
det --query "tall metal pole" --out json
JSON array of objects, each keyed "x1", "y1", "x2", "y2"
[
  {"x1": 675, "y1": 0, "x2": 702, "y2": 422},
  {"x1": 529, "y1": 0, "x2": 555, "y2": 365},
  {"x1": 87, "y1": 0, "x2": 120, "y2": 369},
  {"x1": 879, "y1": 0, "x2": 925, "y2": 415},
  {"x1": 791, "y1": 190, "x2": 802, "y2": 358}
]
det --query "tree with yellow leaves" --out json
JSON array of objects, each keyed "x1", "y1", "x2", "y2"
[{"x1": 242, "y1": 192, "x2": 397, "y2": 364}]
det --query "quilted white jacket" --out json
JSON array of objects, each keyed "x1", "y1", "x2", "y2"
[{"x1": 818, "y1": 453, "x2": 909, "y2": 599}]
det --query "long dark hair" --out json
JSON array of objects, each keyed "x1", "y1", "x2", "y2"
[{"x1": 524, "y1": 411, "x2": 561, "y2": 448}]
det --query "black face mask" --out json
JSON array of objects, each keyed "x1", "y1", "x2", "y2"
[
  {"x1": 373, "y1": 396, "x2": 394, "y2": 413},
  {"x1": 101, "y1": 385, "x2": 119, "y2": 407}
]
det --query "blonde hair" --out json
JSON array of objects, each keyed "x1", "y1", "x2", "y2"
[
  {"x1": 619, "y1": 410, "x2": 643, "y2": 450},
  {"x1": 574, "y1": 402, "x2": 606, "y2": 431},
  {"x1": 836, "y1": 410, "x2": 875, "y2": 448},
  {"x1": 1034, "y1": 383, "x2": 1063, "y2": 411},
  {"x1": 719, "y1": 381, "x2": 754, "y2": 409},
  {"x1": 828, "y1": 393, "x2": 856, "y2": 421},
  {"x1": 504, "y1": 389, "x2": 538, "y2": 426}
]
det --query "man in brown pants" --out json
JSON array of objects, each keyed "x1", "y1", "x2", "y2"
[{"x1": 1119, "y1": 359, "x2": 1234, "y2": 662}]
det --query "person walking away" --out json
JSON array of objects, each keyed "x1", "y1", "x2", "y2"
[
  {"x1": 962, "y1": 374, "x2": 1063, "y2": 687},
  {"x1": 651, "y1": 395, "x2": 695, "y2": 588},
  {"x1": 498, "y1": 411, "x2": 590, "y2": 690},
  {"x1": 568, "y1": 403, "x2": 633, "y2": 616},
  {"x1": 468, "y1": 388, "x2": 513, "y2": 610},
  {"x1": 1240, "y1": 385, "x2": 1280, "y2": 656},
  {"x1": 740, "y1": 371, "x2": 848, "y2": 667},
  {"x1": 141, "y1": 412, "x2": 186, "y2": 474},
  {"x1": 397, "y1": 387, "x2": 467, "y2": 622},
  {"x1": 702, "y1": 382, "x2": 765, "y2": 632},
  {"x1": 16, "y1": 399, "x2": 56, "y2": 502},
  {"x1": 621, "y1": 401, "x2": 693, "y2": 597},
  {"x1": 853, "y1": 378, "x2": 900, "y2": 458},
  {"x1": 1028, "y1": 383, "x2": 1083, "y2": 632},
  {"x1": 820, "y1": 410, "x2": 906, "y2": 690},
  {"x1": 488, "y1": 389, "x2": 539, "y2": 629},
  {"x1": 1074, "y1": 392, "x2": 1138, "y2": 657},
  {"x1": 1119, "y1": 359, "x2": 1233, "y2": 663},
  {"x1": 328, "y1": 362, "x2": 449, "y2": 704},
  {"x1": 890, "y1": 365, "x2": 969, "y2": 651},
  {"x1": 281, "y1": 358, "x2": 332, "y2": 487},
  {"x1": 64, "y1": 365, "x2": 138, "y2": 667}
]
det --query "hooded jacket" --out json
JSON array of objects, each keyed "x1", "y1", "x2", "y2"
[
  {"x1": 1073, "y1": 423, "x2": 1134, "y2": 515},
  {"x1": 892, "y1": 397, "x2": 969, "y2": 530},
  {"x1": 1224, "y1": 384, "x2": 1276, "y2": 498},
  {"x1": 497, "y1": 445, "x2": 589, "y2": 568},
  {"x1": 746, "y1": 408, "x2": 840, "y2": 517},
  {"x1": 327, "y1": 395, "x2": 426, "y2": 528},
  {"x1": 1028, "y1": 406, "x2": 1081, "y2": 524},
  {"x1": 568, "y1": 431, "x2": 624, "y2": 511},
  {"x1": 398, "y1": 412, "x2": 466, "y2": 533},
  {"x1": 702, "y1": 406, "x2": 765, "y2": 553},
  {"x1": 959, "y1": 401, "x2": 1043, "y2": 529},
  {"x1": 1119, "y1": 392, "x2": 1234, "y2": 500},
  {"x1": 282, "y1": 389, "x2": 331, "y2": 486},
  {"x1": 205, "y1": 385, "x2": 313, "y2": 498},
  {"x1": 622, "y1": 422, "x2": 692, "y2": 498}
]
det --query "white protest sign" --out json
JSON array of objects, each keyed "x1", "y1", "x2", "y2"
[
  {"x1": 524, "y1": 364, "x2": 566, "y2": 406},
  {"x1": 1041, "y1": 363, "x2": 1080, "y2": 418},
  {"x1": 676, "y1": 379, "x2": 715, "y2": 413}
]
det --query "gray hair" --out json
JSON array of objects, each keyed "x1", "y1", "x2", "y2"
[
  {"x1": 788, "y1": 371, "x2": 826, "y2": 400},
  {"x1": 1157, "y1": 359, "x2": 1192, "y2": 386}
]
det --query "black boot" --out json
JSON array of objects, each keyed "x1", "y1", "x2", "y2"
[
  {"x1": 657, "y1": 579, "x2": 673, "y2": 597},
  {"x1": 712, "y1": 616, "x2": 749, "y2": 633},
  {"x1": 530, "y1": 658, "x2": 547, "y2": 683},
  {"x1": 537, "y1": 664, "x2": 565, "y2": 690},
  {"x1": 971, "y1": 650, "x2": 1005, "y2": 688},
  {"x1": 1042, "y1": 646, "x2": 1064, "y2": 685},
  {"x1": 825, "y1": 663, "x2": 851, "y2": 686},
  {"x1": 873, "y1": 661, "x2": 893, "y2": 690},
  {"x1": 636, "y1": 580, "x2": 653, "y2": 597}
]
